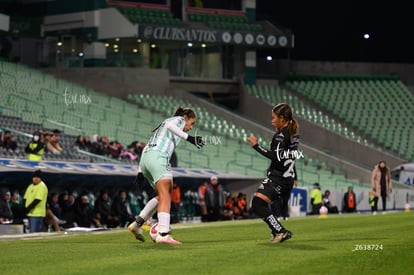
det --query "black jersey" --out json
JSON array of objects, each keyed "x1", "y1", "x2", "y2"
[{"x1": 253, "y1": 126, "x2": 300, "y2": 182}]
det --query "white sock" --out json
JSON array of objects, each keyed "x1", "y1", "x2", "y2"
[
  {"x1": 157, "y1": 212, "x2": 170, "y2": 234},
  {"x1": 139, "y1": 197, "x2": 158, "y2": 220}
]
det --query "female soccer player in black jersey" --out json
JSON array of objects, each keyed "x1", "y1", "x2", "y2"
[{"x1": 247, "y1": 103, "x2": 300, "y2": 243}]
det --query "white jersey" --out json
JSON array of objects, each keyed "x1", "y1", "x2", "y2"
[{"x1": 143, "y1": 116, "x2": 186, "y2": 159}]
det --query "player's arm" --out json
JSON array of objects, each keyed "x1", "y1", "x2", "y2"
[
  {"x1": 252, "y1": 144, "x2": 280, "y2": 161},
  {"x1": 165, "y1": 119, "x2": 189, "y2": 140},
  {"x1": 247, "y1": 135, "x2": 280, "y2": 161},
  {"x1": 165, "y1": 119, "x2": 204, "y2": 149}
]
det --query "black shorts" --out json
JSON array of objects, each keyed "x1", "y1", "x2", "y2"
[{"x1": 255, "y1": 177, "x2": 293, "y2": 202}]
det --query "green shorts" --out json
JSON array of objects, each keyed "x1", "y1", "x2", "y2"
[{"x1": 140, "y1": 150, "x2": 173, "y2": 188}]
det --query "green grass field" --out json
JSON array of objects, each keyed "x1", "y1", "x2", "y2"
[{"x1": 1, "y1": 211, "x2": 413, "y2": 275}]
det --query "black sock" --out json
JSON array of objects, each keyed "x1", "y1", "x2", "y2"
[
  {"x1": 135, "y1": 216, "x2": 145, "y2": 227},
  {"x1": 252, "y1": 196, "x2": 284, "y2": 235}
]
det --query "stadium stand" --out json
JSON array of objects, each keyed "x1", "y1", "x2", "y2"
[
  {"x1": 126, "y1": 93, "x2": 366, "y2": 188},
  {"x1": 187, "y1": 8, "x2": 263, "y2": 32},
  {"x1": 0, "y1": 60, "x2": 365, "y2": 188},
  {"x1": 113, "y1": 4, "x2": 182, "y2": 26},
  {"x1": 246, "y1": 83, "x2": 372, "y2": 147},
  {"x1": 283, "y1": 75, "x2": 414, "y2": 162}
]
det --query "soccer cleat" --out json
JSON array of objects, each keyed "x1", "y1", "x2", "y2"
[
  {"x1": 127, "y1": 221, "x2": 145, "y2": 242},
  {"x1": 155, "y1": 234, "x2": 182, "y2": 245},
  {"x1": 270, "y1": 230, "x2": 293, "y2": 243}
]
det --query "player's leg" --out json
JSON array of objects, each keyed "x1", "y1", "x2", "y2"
[
  {"x1": 128, "y1": 153, "x2": 157, "y2": 242},
  {"x1": 154, "y1": 178, "x2": 181, "y2": 244},
  {"x1": 140, "y1": 151, "x2": 181, "y2": 244},
  {"x1": 128, "y1": 196, "x2": 158, "y2": 242},
  {"x1": 251, "y1": 180, "x2": 292, "y2": 243}
]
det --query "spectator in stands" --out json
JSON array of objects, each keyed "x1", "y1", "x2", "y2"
[
  {"x1": 100, "y1": 136, "x2": 111, "y2": 156},
  {"x1": 41, "y1": 128, "x2": 50, "y2": 137},
  {"x1": 46, "y1": 192, "x2": 66, "y2": 230},
  {"x1": 91, "y1": 134, "x2": 106, "y2": 155},
  {"x1": 23, "y1": 170, "x2": 48, "y2": 232},
  {"x1": 108, "y1": 140, "x2": 123, "y2": 159},
  {"x1": 138, "y1": 142, "x2": 146, "y2": 155},
  {"x1": 0, "y1": 188, "x2": 13, "y2": 223},
  {"x1": 47, "y1": 193, "x2": 62, "y2": 219},
  {"x1": 170, "y1": 182, "x2": 181, "y2": 224},
  {"x1": 74, "y1": 135, "x2": 87, "y2": 151},
  {"x1": 83, "y1": 135, "x2": 93, "y2": 152},
  {"x1": 371, "y1": 160, "x2": 392, "y2": 212},
  {"x1": 75, "y1": 195, "x2": 101, "y2": 228},
  {"x1": 223, "y1": 194, "x2": 235, "y2": 220},
  {"x1": 343, "y1": 186, "x2": 357, "y2": 213},
  {"x1": 94, "y1": 189, "x2": 118, "y2": 228},
  {"x1": 0, "y1": 130, "x2": 18, "y2": 151},
  {"x1": 129, "y1": 141, "x2": 145, "y2": 159},
  {"x1": 111, "y1": 190, "x2": 134, "y2": 227},
  {"x1": 53, "y1": 129, "x2": 61, "y2": 135},
  {"x1": 42, "y1": 133, "x2": 51, "y2": 152},
  {"x1": 59, "y1": 192, "x2": 75, "y2": 227},
  {"x1": 198, "y1": 181, "x2": 208, "y2": 221},
  {"x1": 47, "y1": 130, "x2": 63, "y2": 154},
  {"x1": 205, "y1": 176, "x2": 226, "y2": 221},
  {"x1": 182, "y1": 190, "x2": 197, "y2": 221},
  {"x1": 25, "y1": 131, "x2": 45, "y2": 161},
  {"x1": 9, "y1": 191, "x2": 25, "y2": 224},
  {"x1": 128, "y1": 191, "x2": 140, "y2": 217},
  {"x1": 310, "y1": 182, "x2": 323, "y2": 215},
  {"x1": 120, "y1": 144, "x2": 138, "y2": 161},
  {"x1": 322, "y1": 190, "x2": 339, "y2": 214},
  {"x1": 234, "y1": 192, "x2": 250, "y2": 219},
  {"x1": 45, "y1": 208, "x2": 64, "y2": 232}
]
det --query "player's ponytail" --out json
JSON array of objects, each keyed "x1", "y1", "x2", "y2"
[
  {"x1": 272, "y1": 103, "x2": 299, "y2": 140},
  {"x1": 288, "y1": 118, "x2": 299, "y2": 140}
]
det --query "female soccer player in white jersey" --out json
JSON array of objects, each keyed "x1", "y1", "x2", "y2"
[
  {"x1": 247, "y1": 103, "x2": 299, "y2": 243},
  {"x1": 128, "y1": 107, "x2": 204, "y2": 244}
]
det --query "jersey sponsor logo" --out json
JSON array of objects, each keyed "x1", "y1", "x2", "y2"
[
  {"x1": 266, "y1": 215, "x2": 282, "y2": 231},
  {"x1": 275, "y1": 143, "x2": 304, "y2": 162}
]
